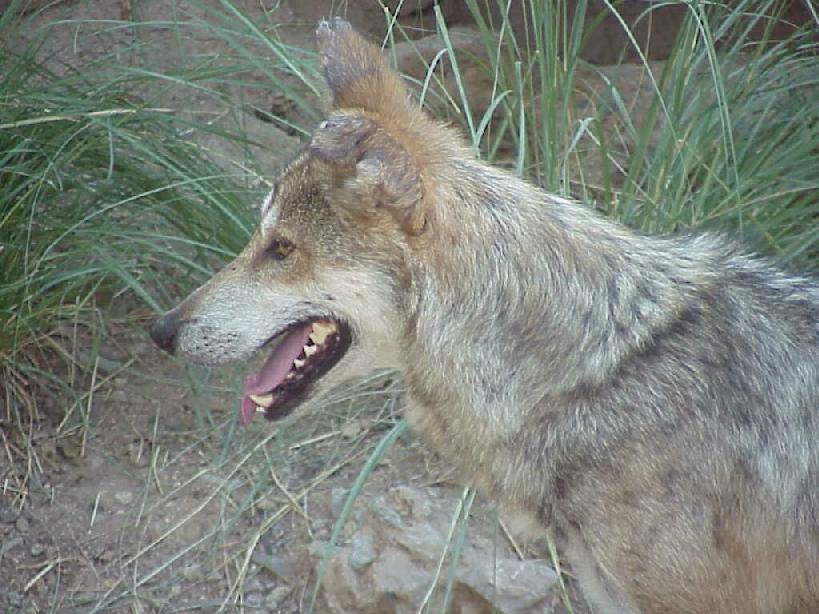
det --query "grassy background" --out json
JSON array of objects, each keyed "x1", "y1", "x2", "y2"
[{"x1": 1, "y1": 0, "x2": 817, "y2": 609}]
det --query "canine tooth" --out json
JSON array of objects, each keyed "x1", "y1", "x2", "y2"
[
  {"x1": 309, "y1": 321, "x2": 337, "y2": 345},
  {"x1": 255, "y1": 406, "x2": 266, "y2": 413},
  {"x1": 294, "y1": 358, "x2": 306, "y2": 369},
  {"x1": 249, "y1": 393, "x2": 274, "y2": 407},
  {"x1": 286, "y1": 372, "x2": 296, "y2": 380},
  {"x1": 304, "y1": 344, "x2": 318, "y2": 357}
]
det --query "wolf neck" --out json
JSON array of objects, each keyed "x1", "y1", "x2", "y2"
[{"x1": 405, "y1": 159, "x2": 714, "y2": 421}]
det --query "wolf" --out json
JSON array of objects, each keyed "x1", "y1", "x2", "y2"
[{"x1": 150, "y1": 19, "x2": 819, "y2": 613}]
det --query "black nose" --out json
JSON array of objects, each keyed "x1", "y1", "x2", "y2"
[{"x1": 150, "y1": 311, "x2": 179, "y2": 353}]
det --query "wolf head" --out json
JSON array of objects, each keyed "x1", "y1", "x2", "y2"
[{"x1": 150, "y1": 19, "x2": 462, "y2": 423}]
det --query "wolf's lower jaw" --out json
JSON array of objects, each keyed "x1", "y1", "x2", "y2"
[{"x1": 241, "y1": 318, "x2": 352, "y2": 423}]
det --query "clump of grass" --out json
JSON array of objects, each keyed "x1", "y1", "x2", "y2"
[
  {"x1": 0, "y1": 0, "x2": 322, "y2": 499},
  {"x1": 447, "y1": 0, "x2": 818, "y2": 268}
]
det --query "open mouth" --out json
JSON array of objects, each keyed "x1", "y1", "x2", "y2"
[{"x1": 241, "y1": 318, "x2": 352, "y2": 423}]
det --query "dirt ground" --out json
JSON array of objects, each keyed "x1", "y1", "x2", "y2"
[
  {"x1": 0, "y1": 1, "x2": 667, "y2": 611},
  {"x1": 1, "y1": 317, "x2": 492, "y2": 612},
  {"x1": 2, "y1": 318, "x2": 512, "y2": 609}
]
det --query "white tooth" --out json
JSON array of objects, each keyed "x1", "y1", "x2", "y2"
[
  {"x1": 309, "y1": 321, "x2": 337, "y2": 345},
  {"x1": 286, "y1": 372, "x2": 296, "y2": 380},
  {"x1": 256, "y1": 406, "x2": 266, "y2": 413},
  {"x1": 294, "y1": 358, "x2": 306, "y2": 369},
  {"x1": 249, "y1": 393, "x2": 274, "y2": 407},
  {"x1": 304, "y1": 344, "x2": 318, "y2": 357}
]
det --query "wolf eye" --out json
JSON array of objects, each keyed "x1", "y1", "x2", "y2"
[{"x1": 266, "y1": 238, "x2": 295, "y2": 260}]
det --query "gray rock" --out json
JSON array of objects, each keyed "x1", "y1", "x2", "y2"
[
  {"x1": 265, "y1": 586, "x2": 292, "y2": 608},
  {"x1": 251, "y1": 551, "x2": 298, "y2": 582},
  {"x1": 243, "y1": 591, "x2": 264, "y2": 607},
  {"x1": 5, "y1": 592, "x2": 23, "y2": 608},
  {"x1": 386, "y1": 484, "x2": 432, "y2": 518},
  {"x1": 15, "y1": 515, "x2": 30, "y2": 533},
  {"x1": 330, "y1": 487, "x2": 348, "y2": 517},
  {"x1": 181, "y1": 563, "x2": 203, "y2": 582},
  {"x1": 77, "y1": 350, "x2": 122, "y2": 373},
  {"x1": 1, "y1": 536, "x2": 23, "y2": 558},
  {"x1": 310, "y1": 485, "x2": 559, "y2": 613},
  {"x1": 111, "y1": 389, "x2": 129, "y2": 403},
  {"x1": 133, "y1": 342, "x2": 152, "y2": 356},
  {"x1": 113, "y1": 491, "x2": 134, "y2": 505},
  {"x1": 349, "y1": 533, "x2": 376, "y2": 570},
  {"x1": 30, "y1": 542, "x2": 46, "y2": 557},
  {"x1": 256, "y1": 494, "x2": 277, "y2": 511},
  {"x1": 340, "y1": 419, "x2": 362, "y2": 439},
  {"x1": 127, "y1": 440, "x2": 149, "y2": 468},
  {"x1": 368, "y1": 498, "x2": 402, "y2": 528}
]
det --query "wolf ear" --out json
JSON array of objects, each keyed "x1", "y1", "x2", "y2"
[
  {"x1": 316, "y1": 18, "x2": 412, "y2": 117},
  {"x1": 311, "y1": 114, "x2": 426, "y2": 235}
]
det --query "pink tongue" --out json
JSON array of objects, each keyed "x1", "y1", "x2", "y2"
[{"x1": 241, "y1": 323, "x2": 313, "y2": 424}]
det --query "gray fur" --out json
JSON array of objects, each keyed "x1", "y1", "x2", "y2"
[{"x1": 151, "y1": 20, "x2": 818, "y2": 613}]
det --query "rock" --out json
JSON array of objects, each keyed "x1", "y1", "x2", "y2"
[
  {"x1": 133, "y1": 342, "x2": 152, "y2": 356},
  {"x1": 310, "y1": 486, "x2": 559, "y2": 613},
  {"x1": 57, "y1": 436, "x2": 83, "y2": 461},
  {"x1": 251, "y1": 551, "x2": 299, "y2": 582},
  {"x1": 340, "y1": 419, "x2": 362, "y2": 439},
  {"x1": 15, "y1": 515, "x2": 30, "y2": 533},
  {"x1": 1, "y1": 537, "x2": 23, "y2": 558},
  {"x1": 349, "y1": 534, "x2": 376, "y2": 570},
  {"x1": 0, "y1": 507, "x2": 18, "y2": 524},
  {"x1": 368, "y1": 498, "x2": 402, "y2": 528},
  {"x1": 30, "y1": 542, "x2": 45, "y2": 557},
  {"x1": 172, "y1": 518, "x2": 206, "y2": 543},
  {"x1": 369, "y1": 548, "x2": 430, "y2": 599},
  {"x1": 77, "y1": 349, "x2": 122, "y2": 373},
  {"x1": 181, "y1": 564, "x2": 203, "y2": 582},
  {"x1": 388, "y1": 485, "x2": 432, "y2": 518},
  {"x1": 330, "y1": 487, "x2": 348, "y2": 517},
  {"x1": 255, "y1": 495, "x2": 277, "y2": 511},
  {"x1": 264, "y1": 586, "x2": 291, "y2": 608},
  {"x1": 113, "y1": 491, "x2": 134, "y2": 505},
  {"x1": 5, "y1": 592, "x2": 23, "y2": 608},
  {"x1": 243, "y1": 572, "x2": 263, "y2": 593},
  {"x1": 127, "y1": 440, "x2": 150, "y2": 468}
]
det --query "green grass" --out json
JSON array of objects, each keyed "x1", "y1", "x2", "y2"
[
  {"x1": 429, "y1": 0, "x2": 818, "y2": 267},
  {"x1": 1, "y1": 0, "x2": 817, "y2": 611},
  {"x1": 1, "y1": 0, "x2": 315, "y2": 499}
]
